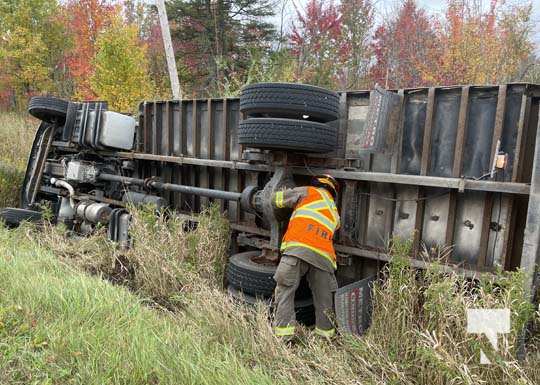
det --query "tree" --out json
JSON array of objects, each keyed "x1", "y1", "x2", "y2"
[
  {"x1": 421, "y1": 0, "x2": 533, "y2": 85},
  {"x1": 62, "y1": 0, "x2": 117, "y2": 99},
  {"x1": 134, "y1": 3, "x2": 171, "y2": 98},
  {"x1": 289, "y1": 0, "x2": 373, "y2": 89},
  {"x1": 371, "y1": 0, "x2": 438, "y2": 88},
  {"x1": 0, "y1": 0, "x2": 67, "y2": 108},
  {"x1": 167, "y1": 0, "x2": 277, "y2": 97},
  {"x1": 90, "y1": 17, "x2": 154, "y2": 112},
  {"x1": 290, "y1": 0, "x2": 342, "y2": 88},
  {"x1": 521, "y1": 55, "x2": 540, "y2": 84},
  {"x1": 338, "y1": 0, "x2": 373, "y2": 89}
]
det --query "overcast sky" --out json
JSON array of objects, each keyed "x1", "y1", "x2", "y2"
[{"x1": 278, "y1": 0, "x2": 540, "y2": 53}]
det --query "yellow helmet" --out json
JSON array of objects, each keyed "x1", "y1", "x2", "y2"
[{"x1": 311, "y1": 174, "x2": 339, "y2": 199}]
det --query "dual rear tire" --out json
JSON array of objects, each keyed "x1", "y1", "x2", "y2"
[{"x1": 238, "y1": 83, "x2": 339, "y2": 154}]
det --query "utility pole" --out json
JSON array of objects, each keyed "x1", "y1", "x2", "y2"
[{"x1": 156, "y1": 0, "x2": 182, "y2": 100}]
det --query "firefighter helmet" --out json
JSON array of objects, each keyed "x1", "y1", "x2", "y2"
[{"x1": 311, "y1": 174, "x2": 339, "y2": 199}]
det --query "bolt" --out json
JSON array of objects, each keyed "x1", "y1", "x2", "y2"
[
  {"x1": 399, "y1": 212, "x2": 409, "y2": 220},
  {"x1": 490, "y1": 222, "x2": 502, "y2": 232}
]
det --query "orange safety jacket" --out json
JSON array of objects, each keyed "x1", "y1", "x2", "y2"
[{"x1": 276, "y1": 186, "x2": 340, "y2": 269}]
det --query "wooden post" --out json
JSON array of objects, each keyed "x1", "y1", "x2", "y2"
[{"x1": 156, "y1": 0, "x2": 182, "y2": 100}]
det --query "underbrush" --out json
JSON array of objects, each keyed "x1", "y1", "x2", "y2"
[
  {"x1": 33, "y1": 205, "x2": 230, "y2": 308},
  {"x1": 9, "y1": 206, "x2": 537, "y2": 384},
  {"x1": 0, "y1": 113, "x2": 36, "y2": 207}
]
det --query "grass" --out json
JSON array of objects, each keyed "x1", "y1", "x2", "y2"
[
  {"x1": 0, "y1": 226, "x2": 275, "y2": 385},
  {"x1": 0, "y1": 111, "x2": 539, "y2": 383},
  {"x1": 0, "y1": 212, "x2": 538, "y2": 385},
  {"x1": 0, "y1": 113, "x2": 37, "y2": 207}
]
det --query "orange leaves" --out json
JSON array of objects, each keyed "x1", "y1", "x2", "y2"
[
  {"x1": 371, "y1": 0, "x2": 437, "y2": 88},
  {"x1": 420, "y1": 0, "x2": 533, "y2": 86},
  {"x1": 370, "y1": 0, "x2": 533, "y2": 88},
  {"x1": 61, "y1": 0, "x2": 117, "y2": 100}
]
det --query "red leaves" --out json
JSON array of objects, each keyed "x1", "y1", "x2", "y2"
[
  {"x1": 290, "y1": 0, "x2": 342, "y2": 56},
  {"x1": 290, "y1": 0, "x2": 373, "y2": 88},
  {"x1": 370, "y1": 0, "x2": 437, "y2": 88},
  {"x1": 62, "y1": 0, "x2": 117, "y2": 99}
]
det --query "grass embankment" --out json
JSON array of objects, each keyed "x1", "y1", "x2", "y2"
[
  {"x1": 0, "y1": 113, "x2": 36, "y2": 207},
  {"x1": 0, "y1": 223, "x2": 274, "y2": 385},
  {"x1": 1, "y1": 206, "x2": 539, "y2": 384}
]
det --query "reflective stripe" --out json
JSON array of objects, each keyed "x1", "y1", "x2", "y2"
[
  {"x1": 291, "y1": 209, "x2": 337, "y2": 232},
  {"x1": 281, "y1": 241, "x2": 337, "y2": 269},
  {"x1": 275, "y1": 191, "x2": 284, "y2": 208},
  {"x1": 302, "y1": 200, "x2": 327, "y2": 210},
  {"x1": 314, "y1": 327, "x2": 336, "y2": 338},
  {"x1": 317, "y1": 188, "x2": 339, "y2": 223},
  {"x1": 274, "y1": 325, "x2": 295, "y2": 336}
]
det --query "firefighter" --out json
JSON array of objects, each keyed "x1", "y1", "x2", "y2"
[{"x1": 272, "y1": 174, "x2": 340, "y2": 340}]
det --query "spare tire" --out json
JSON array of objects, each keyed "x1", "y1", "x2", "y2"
[
  {"x1": 226, "y1": 251, "x2": 311, "y2": 299},
  {"x1": 28, "y1": 96, "x2": 69, "y2": 124},
  {"x1": 0, "y1": 208, "x2": 42, "y2": 228},
  {"x1": 238, "y1": 118, "x2": 337, "y2": 153},
  {"x1": 227, "y1": 285, "x2": 315, "y2": 326},
  {"x1": 240, "y1": 83, "x2": 339, "y2": 123}
]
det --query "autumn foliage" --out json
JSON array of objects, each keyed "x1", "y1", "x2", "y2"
[
  {"x1": 370, "y1": 0, "x2": 533, "y2": 88},
  {"x1": 62, "y1": 0, "x2": 117, "y2": 99},
  {"x1": 422, "y1": 0, "x2": 533, "y2": 85},
  {"x1": 0, "y1": 0, "x2": 537, "y2": 111}
]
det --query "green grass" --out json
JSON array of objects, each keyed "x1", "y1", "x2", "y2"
[
  {"x1": 0, "y1": 113, "x2": 37, "y2": 207},
  {"x1": 0, "y1": 227, "x2": 275, "y2": 385},
  {"x1": 1, "y1": 220, "x2": 539, "y2": 385}
]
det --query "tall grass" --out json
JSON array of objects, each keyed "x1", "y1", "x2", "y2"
[
  {"x1": 0, "y1": 113, "x2": 37, "y2": 207},
  {"x1": 34, "y1": 205, "x2": 230, "y2": 308},
  {"x1": 19, "y1": 207, "x2": 540, "y2": 385}
]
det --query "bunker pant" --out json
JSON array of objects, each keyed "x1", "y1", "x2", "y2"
[{"x1": 273, "y1": 254, "x2": 338, "y2": 337}]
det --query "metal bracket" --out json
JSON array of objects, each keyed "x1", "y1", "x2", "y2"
[
  {"x1": 242, "y1": 148, "x2": 272, "y2": 164},
  {"x1": 458, "y1": 178, "x2": 466, "y2": 193},
  {"x1": 256, "y1": 166, "x2": 295, "y2": 258}
]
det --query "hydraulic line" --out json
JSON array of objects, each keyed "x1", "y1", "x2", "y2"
[{"x1": 98, "y1": 173, "x2": 242, "y2": 201}]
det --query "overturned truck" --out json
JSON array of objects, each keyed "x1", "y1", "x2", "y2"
[{"x1": 3, "y1": 83, "x2": 540, "y2": 330}]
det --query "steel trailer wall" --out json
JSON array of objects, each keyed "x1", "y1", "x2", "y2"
[{"x1": 133, "y1": 84, "x2": 540, "y2": 277}]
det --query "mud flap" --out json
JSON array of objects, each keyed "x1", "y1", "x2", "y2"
[{"x1": 334, "y1": 275, "x2": 376, "y2": 335}]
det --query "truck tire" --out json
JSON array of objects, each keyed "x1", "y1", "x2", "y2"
[
  {"x1": 226, "y1": 251, "x2": 311, "y2": 299},
  {"x1": 227, "y1": 285, "x2": 315, "y2": 326},
  {"x1": 28, "y1": 96, "x2": 69, "y2": 124},
  {"x1": 240, "y1": 83, "x2": 339, "y2": 123},
  {"x1": 0, "y1": 208, "x2": 42, "y2": 228},
  {"x1": 238, "y1": 118, "x2": 337, "y2": 153}
]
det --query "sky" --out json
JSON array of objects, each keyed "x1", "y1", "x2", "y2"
[{"x1": 280, "y1": 0, "x2": 540, "y2": 54}]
